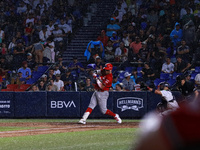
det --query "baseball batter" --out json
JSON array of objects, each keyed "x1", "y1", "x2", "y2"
[
  {"x1": 148, "y1": 82, "x2": 179, "y2": 115},
  {"x1": 78, "y1": 63, "x2": 122, "y2": 124}
]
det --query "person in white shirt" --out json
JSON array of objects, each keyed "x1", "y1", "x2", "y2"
[
  {"x1": 46, "y1": 20, "x2": 55, "y2": 34},
  {"x1": 54, "y1": 74, "x2": 64, "y2": 91},
  {"x1": 46, "y1": 37, "x2": 55, "y2": 62},
  {"x1": 52, "y1": 24, "x2": 65, "y2": 42},
  {"x1": 53, "y1": 65, "x2": 61, "y2": 75},
  {"x1": 17, "y1": 1, "x2": 27, "y2": 14},
  {"x1": 114, "y1": 42, "x2": 128, "y2": 62},
  {"x1": 58, "y1": 19, "x2": 72, "y2": 34},
  {"x1": 39, "y1": 26, "x2": 50, "y2": 42},
  {"x1": 161, "y1": 57, "x2": 174, "y2": 74}
]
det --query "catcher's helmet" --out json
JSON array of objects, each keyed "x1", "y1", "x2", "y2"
[
  {"x1": 158, "y1": 82, "x2": 169, "y2": 90},
  {"x1": 103, "y1": 63, "x2": 113, "y2": 70}
]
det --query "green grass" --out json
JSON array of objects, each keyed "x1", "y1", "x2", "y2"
[{"x1": 0, "y1": 128, "x2": 138, "y2": 150}]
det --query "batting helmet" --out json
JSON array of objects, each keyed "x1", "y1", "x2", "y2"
[
  {"x1": 103, "y1": 63, "x2": 113, "y2": 70},
  {"x1": 158, "y1": 82, "x2": 169, "y2": 90}
]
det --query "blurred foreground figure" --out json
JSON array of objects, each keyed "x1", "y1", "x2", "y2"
[{"x1": 134, "y1": 99, "x2": 200, "y2": 150}]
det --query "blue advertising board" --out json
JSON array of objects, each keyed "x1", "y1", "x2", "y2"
[
  {"x1": 15, "y1": 92, "x2": 47, "y2": 117},
  {"x1": 47, "y1": 92, "x2": 80, "y2": 117},
  {"x1": 0, "y1": 92, "x2": 14, "y2": 117},
  {"x1": 113, "y1": 92, "x2": 147, "y2": 118},
  {"x1": 80, "y1": 92, "x2": 113, "y2": 118}
]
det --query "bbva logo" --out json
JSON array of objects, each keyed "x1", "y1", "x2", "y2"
[
  {"x1": 117, "y1": 97, "x2": 143, "y2": 111},
  {"x1": 51, "y1": 101, "x2": 76, "y2": 109}
]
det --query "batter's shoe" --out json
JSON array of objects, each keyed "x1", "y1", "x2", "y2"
[
  {"x1": 78, "y1": 119, "x2": 86, "y2": 125},
  {"x1": 115, "y1": 114, "x2": 122, "y2": 124}
]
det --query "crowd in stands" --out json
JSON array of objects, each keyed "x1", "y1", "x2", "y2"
[
  {"x1": 0, "y1": 0, "x2": 94, "y2": 91},
  {"x1": 2, "y1": 0, "x2": 200, "y2": 92},
  {"x1": 83, "y1": 0, "x2": 200, "y2": 92}
]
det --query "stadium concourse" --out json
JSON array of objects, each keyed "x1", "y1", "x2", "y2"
[{"x1": 0, "y1": 0, "x2": 200, "y2": 92}]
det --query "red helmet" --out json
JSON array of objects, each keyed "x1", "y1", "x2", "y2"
[{"x1": 103, "y1": 63, "x2": 113, "y2": 70}]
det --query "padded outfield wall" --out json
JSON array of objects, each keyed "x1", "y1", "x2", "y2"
[{"x1": 0, "y1": 91, "x2": 181, "y2": 118}]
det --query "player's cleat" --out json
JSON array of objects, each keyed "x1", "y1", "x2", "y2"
[
  {"x1": 115, "y1": 114, "x2": 122, "y2": 124},
  {"x1": 78, "y1": 119, "x2": 86, "y2": 124}
]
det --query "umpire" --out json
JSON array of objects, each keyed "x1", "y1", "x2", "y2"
[{"x1": 175, "y1": 74, "x2": 199, "y2": 101}]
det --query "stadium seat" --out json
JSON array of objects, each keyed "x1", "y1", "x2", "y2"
[
  {"x1": 154, "y1": 78, "x2": 165, "y2": 87},
  {"x1": 1, "y1": 89, "x2": 13, "y2": 91},
  {"x1": 195, "y1": 66, "x2": 200, "y2": 73},
  {"x1": 26, "y1": 78, "x2": 36, "y2": 84},
  {"x1": 160, "y1": 73, "x2": 171, "y2": 80},
  {"x1": 6, "y1": 84, "x2": 19, "y2": 90},
  {"x1": 191, "y1": 73, "x2": 198, "y2": 80},
  {"x1": 19, "y1": 84, "x2": 31, "y2": 90},
  {"x1": 137, "y1": 67, "x2": 143, "y2": 73},
  {"x1": 125, "y1": 67, "x2": 133, "y2": 73},
  {"x1": 37, "y1": 66, "x2": 49, "y2": 73},
  {"x1": 14, "y1": 89, "x2": 25, "y2": 92},
  {"x1": 32, "y1": 72, "x2": 43, "y2": 79},
  {"x1": 118, "y1": 71, "x2": 125, "y2": 82},
  {"x1": 172, "y1": 72, "x2": 183, "y2": 79},
  {"x1": 167, "y1": 79, "x2": 176, "y2": 87},
  {"x1": 137, "y1": 72, "x2": 143, "y2": 77}
]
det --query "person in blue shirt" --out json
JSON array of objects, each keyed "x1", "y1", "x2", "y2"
[
  {"x1": 112, "y1": 76, "x2": 120, "y2": 90},
  {"x1": 106, "y1": 18, "x2": 121, "y2": 37},
  {"x1": 68, "y1": 56, "x2": 85, "y2": 78},
  {"x1": 170, "y1": 22, "x2": 183, "y2": 47},
  {"x1": 17, "y1": 61, "x2": 31, "y2": 80}
]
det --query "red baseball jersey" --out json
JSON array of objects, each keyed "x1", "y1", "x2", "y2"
[{"x1": 94, "y1": 73, "x2": 113, "y2": 91}]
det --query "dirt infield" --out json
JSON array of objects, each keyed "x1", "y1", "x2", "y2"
[{"x1": 0, "y1": 122, "x2": 139, "y2": 137}]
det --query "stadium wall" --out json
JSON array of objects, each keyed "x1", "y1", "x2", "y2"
[{"x1": 0, "y1": 91, "x2": 181, "y2": 118}]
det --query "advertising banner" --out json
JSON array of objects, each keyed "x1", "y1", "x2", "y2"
[
  {"x1": 0, "y1": 92, "x2": 14, "y2": 117},
  {"x1": 47, "y1": 92, "x2": 80, "y2": 117},
  {"x1": 113, "y1": 92, "x2": 147, "y2": 118}
]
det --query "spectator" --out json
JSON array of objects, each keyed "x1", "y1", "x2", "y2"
[
  {"x1": 115, "y1": 83, "x2": 124, "y2": 91},
  {"x1": 110, "y1": 31, "x2": 120, "y2": 49},
  {"x1": 57, "y1": 55, "x2": 67, "y2": 74},
  {"x1": 68, "y1": 56, "x2": 84, "y2": 77},
  {"x1": 24, "y1": 22, "x2": 35, "y2": 45},
  {"x1": 47, "y1": 68, "x2": 56, "y2": 80},
  {"x1": 46, "y1": 79, "x2": 58, "y2": 91},
  {"x1": 83, "y1": 77, "x2": 94, "y2": 92},
  {"x1": 183, "y1": 20, "x2": 196, "y2": 48},
  {"x1": 182, "y1": 7, "x2": 194, "y2": 25},
  {"x1": 52, "y1": 24, "x2": 65, "y2": 53},
  {"x1": 53, "y1": 65, "x2": 61, "y2": 75},
  {"x1": 106, "y1": 18, "x2": 120, "y2": 37},
  {"x1": 195, "y1": 73, "x2": 200, "y2": 89},
  {"x1": 174, "y1": 55, "x2": 191, "y2": 73},
  {"x1": 128, "y1": 0, "x2": 137, "y2": 16},
  {"x1": 29, "y1": 85, "x2": 39, "y2": 92},
  {"x1": 112, "y1": 76, "x2": 120, "y2": 90},
  {"x1": 53, "y1": 74, "x2": 64, "y2": 91},
  {"x1": 17, "y1": 61, "x2": 31, "y2": 81},
  {"x1": 0, "y1": 26, "x2": 5, "y2": 43},
  {"x1": 177, "y1": 40, "x2": 190, "y2": 63},
  {"x1": 0, "y1": 56, "x2": 10, "y2": 72},
  {"x1": 95, "y1": 56, "x2": 103, "y2": 70},
  {"x1": 122, "y1": 31, "x2": 131, "y2": 47},
  {"x1": 138, "y1": 41, "x2": 150, "y2": 63},
  {"x1": 170, "y1": 22, "x2": 183, "y2": 47},
  {"x1": 32, "y1": 38, "x2": 44, "y2": 64},
  {"x1": 58, "y1": 18, "x2": 72, "y2": 34},
  {"x1": 97, "y1": 30, "x2": 109, "y2": 46},
  {"x1": 147, "y1": 10, "x2": 158, "y2": 26},
  {"x1": 46, "y1": 36, "x2": 55, "y2": 63},
  {"x1": 61, "y1": 70, "x2": 73, "y2": 91},
  {"x1": 39, "y1": 26, "x2": 49, "y2": 43},
  {"x1": 129, "y1": 36, "x2": 142, "y2": 61},
  {"x1": 26, "y1": 53, "x2": 35, "y2": 70},
  {"x1": 141, "y1": 63, "x2": 155, "y2": 85},
  {"x1": 122, "y1": 72, "x2": 135, "y2": 91},
  {"x1": 46, "y1": 20, "x2": 55, "y2": 34},
  {"x1": 161, "y1": 57, "x2": 174, "y2": 74},
  {"x1": 38, "y1": 80, "x2": 46, "y2": 91},
  {"x1": 104, "y1": 40, "x2": 114, "y2": 62},
  {"x1": 41, "y1": 74, "x2": 48, "y2": 85},
  {"x1": 8, "y1": 37, "x2": 16, "y2": 54},
  {"x1": 114, "y1": 41, "x2": 128, "y2": 62},
  {"x1": 1, "y1": 43, "x2": 7, "y2": 56},
  {"x1": 11, "y1": 71, "x2": 25, "y2": 85}
]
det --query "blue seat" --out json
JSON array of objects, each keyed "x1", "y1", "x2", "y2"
[
  {"x1": 118, "y1": 71, "x2": 125, "y2": 82},
  {"x1": 160, "y1": 73, "x2": 171, "y2": 80},
  {"x1": 37, "y1": 66, "x2": 49, "y2": 73},
  {"x1": 125, "y1": 67, "x2": 133, "y2": 73},
  {"x1": 191, "y1": 73, "x2": 198, "y2": 80},
  {"x1": 137, "y1": 67, "x2": 143, "y2": 73},
  {"x1": 154, "y1": 78, "x2": 165, "y2": 87},
  {"x1": 172, "y1": 72, "x2": 183, "y2": 79},
  {"x1": 167, "y1": 79, "x2": 176, "y2": 87},
  {"x1": 195, "y1": 66, "x2": 200, "y2": 73},
  {"x1": 26, "y1": 78, "x2": 36, "y2": 84},
  {"x1": 137, "y1": 72, "x2": 143, "y2": 77},
  {"x1": 32, "y1": 72, "x2": 43, "y2": 79}
]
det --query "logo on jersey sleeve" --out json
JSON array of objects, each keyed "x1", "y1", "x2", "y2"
[{"x1": 117, "y1": 97, "x2": 144, "y2": 111}]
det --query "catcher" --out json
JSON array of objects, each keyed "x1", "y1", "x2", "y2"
[{"x1": 148, "y1": 82, "x2": 179, "y2": 115}]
